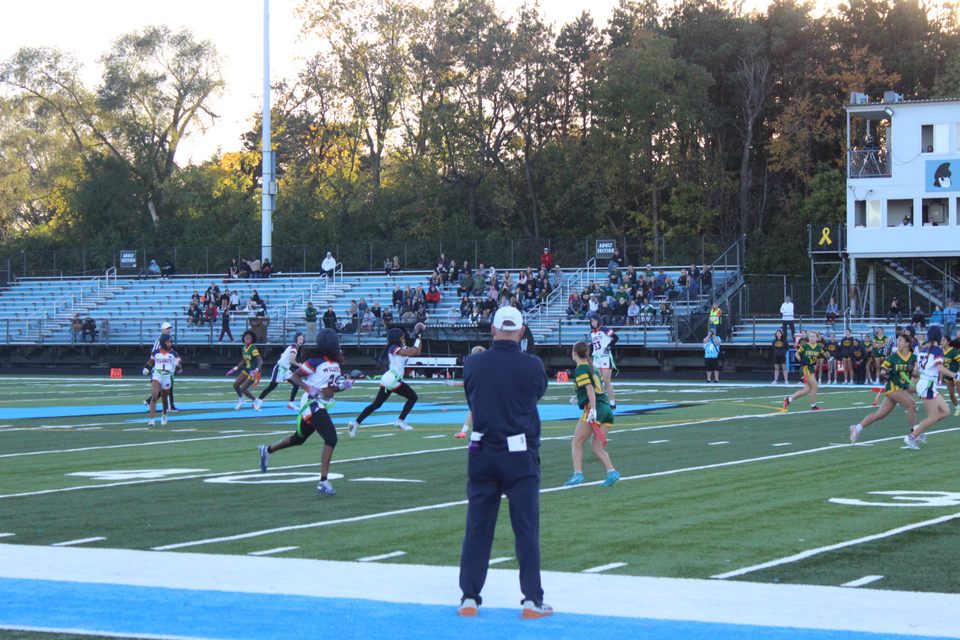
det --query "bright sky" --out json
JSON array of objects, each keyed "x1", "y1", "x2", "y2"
[{"x1": 1, "y1": 0, "x2": 809, "y2": 164}]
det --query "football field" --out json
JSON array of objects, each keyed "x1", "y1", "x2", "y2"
[{"x1": 1, "y1": 375, "x2": 959, "y2": 639}]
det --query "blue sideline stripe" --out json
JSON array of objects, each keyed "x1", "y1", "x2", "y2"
[
  {"x1": 0, "y1": 578, "x2": 944, "y2": 640},
  {"x1": 0, "y1": 402, "x2": 678, "y2": 423}
]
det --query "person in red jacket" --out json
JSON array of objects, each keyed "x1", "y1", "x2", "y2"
[
  {"x1": 540, "y1": 247, "x2": 554, "y2": 270},
  {"x1": 425, "y1": 284, "x2": 442, "y2": 311}
]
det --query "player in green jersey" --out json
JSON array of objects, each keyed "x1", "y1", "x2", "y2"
[
  {"x1": 563, "y1": 341, "x2": 619, "y2": 488},
  {"x1": 227, "y1": 330, "x2": 263, "y2": 410},
  {"x1": 941, "y1": 336, "x2": 960, "y2": 415},
  {"x1": 783, "y1": 331, "x2": 824, "y2": 411},
  {"x1": 849, "y1": 333, "x2": 917, "y2": 444}
]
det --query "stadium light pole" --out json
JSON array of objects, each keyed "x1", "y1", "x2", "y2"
[{"x1": 261, "y1": 0, "x2": 274, "y2": 262}]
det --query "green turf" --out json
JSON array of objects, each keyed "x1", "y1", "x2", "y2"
[{"x1": 1, "y1": 376, "x2": 958, "y2": 595}]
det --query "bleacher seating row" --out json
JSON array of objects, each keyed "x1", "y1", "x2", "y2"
[{"x1": 0, "y1": 264, "x2": 739, "y2": 347}]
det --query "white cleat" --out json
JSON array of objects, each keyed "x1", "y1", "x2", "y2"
[
  {"x1": 235, "y1": 398, "x2": 245, "y2": 410},
  {"x1": 395, "y1": 419, "x2": 413, "y2": 431},
  {"x1": 849, "y1": 424, "x2": 862, "y2": 444},
  {"x1": 287, "y1": 402, "x2": 297, "y2": 410},
  {"x1": 161, "y1": 414, "x2": 168, "y2": 426},
  {"x1": 147, "y1": 419, "x2": 155, "y2": 428},
  {"x1": 903, "y1": 434, "x2": 920, "y2": 450},
  {"x1": 253, "y1": 398, "x2": 263, "y2": 411},
  {"x1": 347, "y1": 420, "x2": 359, "y2": 438}
]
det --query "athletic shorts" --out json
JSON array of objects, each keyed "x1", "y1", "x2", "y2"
[
  {"x1": 705, "y1": 357, "x2": 720, "y2": 371},
  {"x1": 379, "y1": 370, "x2": 404, "y2": 391},
  {"x1": 773, "y1": 354, "x2": 786, "y2": 365},
  {"x1": 917, "y1": 377, "x2": 939, "y2": 400},
  {"x1": 593, "y1": 355, "x2": 612, "y2": 370},
  {"x1": 152, "y1": 374, "x2": 173, "y2": 390},
  {"x1": 580, "y1": 401, "x2": 614, "y2": 426}
]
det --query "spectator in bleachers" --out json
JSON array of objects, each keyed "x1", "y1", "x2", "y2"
[
  {"x1": 607, "y1": 249, "x2": 622, "y2": 273},
  {"x1": 371, "y1": 302, "x2": 383, "y2": 331},
  {"x1": 71, "y1": 313, "x2": 83, "y2": 343},
  {"x1": 322, "y1": 252, "x2": 337, "y2": 277},
  {"x1": 598, "y1": 300, "x2": 614, "y2": 325},
  {"x1": 660, "y1": 300, "x2": 673, "y2": 326},
  {"x1": 521, "y1": 283, "x2": 537, "y2": 311},
  {"x1": 360, "y1": 308, "x2": 375, "y2": 334},
  {"x1": 161, "y1": 260, "x2": 175, "y2": 278},
  {"x1": 887, "y1": 296, "x2": 902, "y2": 322},
  {"x1": 229, "y1": 289, "x2": 240, "y2": 310},
  {"x1": 147, "y1": 259, "x2": 161, "y2": 278},
  {"x1": 392, "y1": 256, "x2": 401, "y2": 273},
  {"x1": 82, "y1": 317, "x2": 98, "y2": 342},
  {"x1": 100, "y1": 318, "x2": 110, "y2": 343},
  {"x1": 426, "y1": 284, "x2": 441, "y2": 311},
  {"x1": 204, "y1": 301, "x2": 219, "y2": 326},
  {"x1": 663, "y1": 275, "x2": 677, "y2": 300},
  {"x1": 639, "y1": 298, "x2": 656, "y2": 326},
  {"x1": 250, "y1": 289, "x2": 264, "y2": 310},
  {"x1": 912, "y1": 305, "x2": 926, "y2": 329},
  {"x1": 381, "y1": 306, "x2": 393, "y2": 326},
  {"x1": 383, "y1": 256, "x2": 394, "y2": 276},
  {"x1": 585, "y1": 294, "x2": 599, "y2": 320},
  {"x1": 191, "y1": 290, "x2": 202, "y2": 308},
  {"x1": 349, "y1": 300, "x2": 359, "y2": 321},
  {"x1": 540, "y1": 247, "x2": 554, "y2": 270},
  {"x1": 228, "y1": 259, "x2": 240, "y2": 280},
  {"x1": 517, "y1": 269, "x2": 529, "y2": 288},
  {"x1": 449, "y1": 259, "x2": 461, "y2": 284},
  {"x1": 304, "y1": 302, "x2": 318, "y2": 341},
  {"x1": 401, "y1": 303, "x2": 417, "y2": 326},
  {"x1": 459, "y1": 260, "x2": 471, "y2": 283},
  {"x1": 457, "y1": 269, "x2": 475, "y2": 297},
  {"x1": 930, "y1": 305, "x2": 944, "y2": 330},
  {"x1": 780, "y1": 295, "x2": 796, "y2": 338},
  {"x1": 245, "y1": 297, "x2": 259, "y2": 313},
  {"x1": 944, "y1": 300, "x2": 957, "y2": 339},
  {"x1": 219, "y1": 306, "x2": 233, "y2": 341},
  {"x1": 460, "y1": 296, "x2": 473, "y2": 318},
  {"x1": 187, "y1": 301, "x2": 202, "y2": 327},
  {"x1": 701, "y1": 266, "x2": 712, "y2": 291},
  {"x1": 261, "y1": 258, "x2": 273, "y2": 277},
  {"x1": 623, "y1": 299, "x2": 637, "y2": 325},
  {"x1": 825, "y1": 296, "x2": 839, "y2": 325},
  {"x1": 391, "y1": 285, "x2": 403, "y2": 311},
  {"x1": 358, "y1": 297, "x2": 370, "y2": 316},
  {"x1": 323, "y1": 305, "x2": 338, "y2": 331},
  {"x1": 205, "y1": 282, "x2": 221, "y2": 307}
]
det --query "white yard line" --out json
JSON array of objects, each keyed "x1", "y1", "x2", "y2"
[
  {"x1": 248, "y1": 546, "x2": 299, "y2": 557},
  {"x1": 349, "y1": 477, "x2": 425, "y2": 483},
  {"x1": 648, "y1": 440, "x2": 670, "y2": 444},
  {"x1": 713, "y1": 511, "x2": 960, "y2": 579},
  {"x1": 707, "y1": 441, "x2": 729, "y2": 446},
  {"x1": 583, "y1": 562, "x2": 627, "y2": 574},
  {"x1": 4, "y1": 544, "x2": 958, "y2": 638},
  {"x1": 772, "y1": 442, "x2": 793, "y2": 447},
  {"x1": 0, "y1": 533, "x2": 14, "y2": 538},
  {"x1": 422, "y1": 435, "x2": 448, "y2": 439},
  {"x1": 0, "y1": 431, "x2": 289, "y2": 460},
  {"x1": 842, "y1": 575, "x2": 884, "y2": 588},
  {"x1": 51, "y1": 537, "x2": 106, "y2": 547},
  {"x1": 371, "y1": 433, "x2": 396, "y2": 438},
  {"x1": 357, "y1": 550, "x2": 406, "y2": 562}
]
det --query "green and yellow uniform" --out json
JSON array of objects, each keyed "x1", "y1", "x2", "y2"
[
  {"x1": 241, "y1": 343, "x2": 261, "y2": 377},
  {"x1": 797, "y1": 342, "x2": 824, "y2": 379},
  {"x1": 881, "y1": 351, "x2": 916, "y2": 393},
  {"x1": 943, "y1": 346, "x2": 960, "y2": 375},
  {"x1": 573, "y1": 363, "x2": 615, "y2": 426},
  {"x1": 871, "y1": 333, "x2": 888, "y2": 358}
]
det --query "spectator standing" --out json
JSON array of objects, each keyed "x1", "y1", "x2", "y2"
[
  {"x1": 888, "y1": 296, "x2": 902, "y2": 322},
  {"x1": 539, "y1": 247, "x2": 554, "y2": 270},
  {"x1": 161, "y1": 260, "x2": 175, "y2": 278},
  {"x1": 912, "y1": 305, "x2": 927, "y2": 329},
  {"x1": 219, "y1": 306, "x2": 233, "y2": 342},
  {"x1": 703, "y1": 329, "x2": 721, "y2": 383},
  {"x1": 305, "y1": 302, "x2": 318, "y2": 341},
  {"x1": 322, "y1": 252, "x2": 337, "y2": 278},
  {"x1": 82, "y1": 317, "x2": 98, "y2": 342},
  {"x1": 944, "y1": 301, "x2": 958, "y2": 340},
  {"x1": 458, "y1": 270, "x2": 475, "y2": 297},
  {"x1": 247, "y1": 257, "x2": 262, "y2": 278},
  {"x1": 383, "y1": 256, "x2": 394, "y2": 276},
  {"x1": 261, "y1": 258, "x2": 273, "y2": 277},
  {"x1": 708, "y1": 300, "x2": 723, "y2": 336},
  {"x1": 147, "y1": 259, "x2": 161, "y2": 278},
  {"x1": 780, "y1": 295, "x2": 796, "y2": 338},
  {"x1": 71, "y1": 313, "x2": 83, "y2": 344},
  {"x1": 457, "y1": 307, "x2": 551, "y2": 619},
  {"x1": 392, "y1": 256, "x2": 401, "y2": 273},
  {"x1": 228, "y1": 259, "x2": 240, "y2": 280}
]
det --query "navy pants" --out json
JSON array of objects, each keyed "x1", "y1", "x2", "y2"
[{"x1": 459, "y1": 447, "x2": 543, "y2": 606}]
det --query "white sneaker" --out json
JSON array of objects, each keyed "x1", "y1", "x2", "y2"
[
  {"x1": 521, "y1": 600, "x2": 554, "y2": 619},
  {"x1": 316, "y1": 480, "x2": 336, "y2": 495},
  {"x1": 849, "y1": 424, "x2": 862, "y2": 444},
  {"x1": 917, "y1": 432, "x2": 927, "y2": 444},
  {"x1": 348, "y1": 420, "x2": 359, "y2": 438},
  {"x1": 954, "y1": 405, "x2": 960, "y2": 416},
  {"x1": 395, "y1": 419, "x2": 413, "y2": 431},
  {"x1": 903, "y1": 433, "x2": 920, "y2": 450},
  {"x1": 235, "y1": 398, "x2": 245, "y2": 410},
  {"x1": 253, "y1": 398, "x2": 263, "y2": 411},
  {"x1": 458, "y1": 597, "x2": 479, "y2": 617},
  {"x1": 161, "y1": 414, "x2": 167, "y2": 426},
  {"x1": 147, "y1": 419, "x2": 155, "y2": 428},
  {"x1": 287, "y1": 402, "x2": 296, "y2": 410}
]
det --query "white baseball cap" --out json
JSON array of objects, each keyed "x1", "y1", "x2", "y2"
[
  {"x1": 492, "y1": 306, "x2": 523, "y2": 330},
  {"x1": 160, "y1": 322, "x2": 172, "y2": 330}
]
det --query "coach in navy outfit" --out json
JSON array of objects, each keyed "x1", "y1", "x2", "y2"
[{"x1": 457, "y1": 306, "x2": 552, "y2": 618}]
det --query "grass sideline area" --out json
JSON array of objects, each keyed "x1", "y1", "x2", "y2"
[{"x1": 1, "y1": 375, "x2": 959, "y2": 638}]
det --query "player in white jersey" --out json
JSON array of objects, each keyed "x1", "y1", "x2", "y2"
[
  {"x1": 347, "y1": 326, "x2": 422, "y2": 436},
  {"x1": 258, "y1": 329, "x2": 353, "y2": 495},
  {"x1": 905, "y1": 326, "x2": 956, "y2": 449},
  {"x1": 253, "y1": 332, "x2": 305, "y2": 410},
  {"x1": 143, "y1": 334, "x2": 181, "y2": 427},
  {"x1": 589, "y1": 317, "x2": 619, "y2": 408},
  {"x1": 143, "y1": 322, "x2": 179, "y2": 411}
]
